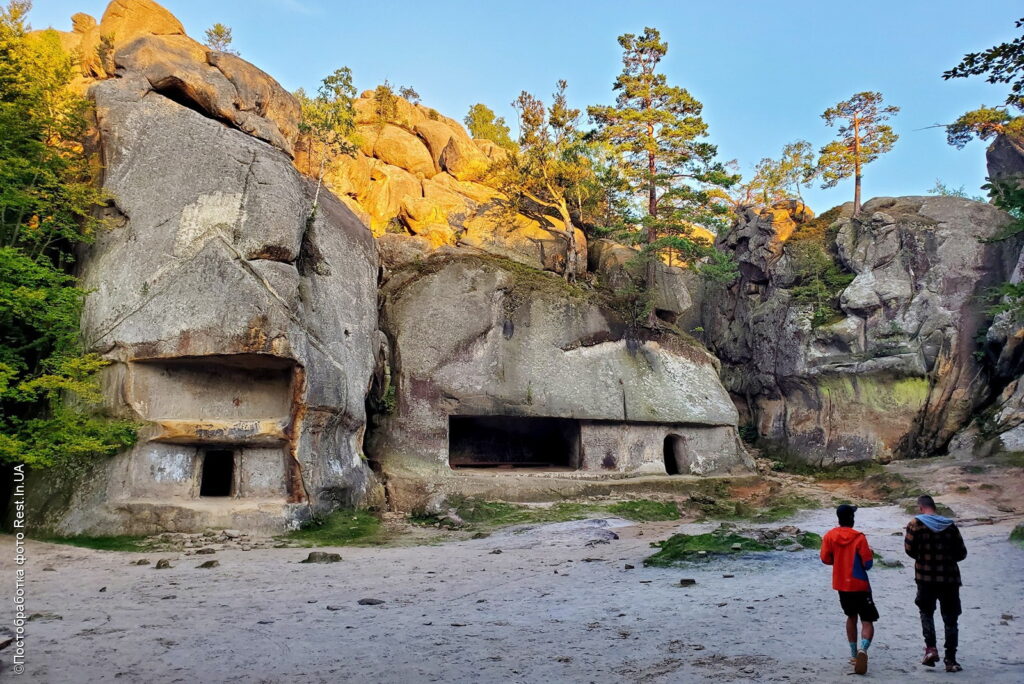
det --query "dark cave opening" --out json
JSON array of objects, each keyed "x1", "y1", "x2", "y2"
[{"x1": 448, "y1": 415, "x2": 580, "y2": 470}]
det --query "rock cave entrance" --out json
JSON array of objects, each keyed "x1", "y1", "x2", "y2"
[
  {"x1": 200, "y1": 449, "x2": 235, "y2": 496},
  {"x1": 663, "y1": 434, "x2": 687, "y2": 475},
  {"x1": 448, "y1": 416, "x2": 581, "y2": 470}
]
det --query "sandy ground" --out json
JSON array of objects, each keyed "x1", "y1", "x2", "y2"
[{"x1": 0, "y1": 499, "x2": 1021, "y2": 684}]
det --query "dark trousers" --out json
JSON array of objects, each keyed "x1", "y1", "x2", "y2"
[{"x1": 915, "y1": 582, "x2": 961, "y2": 660}]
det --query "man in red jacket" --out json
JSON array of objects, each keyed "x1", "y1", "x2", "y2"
[{"x1": 821, "y1": 504, "x2": 876, "y2": 675}]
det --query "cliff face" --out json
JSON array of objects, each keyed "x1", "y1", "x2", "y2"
[
  {"x1": 369, "y1": 254, "x2": 750, "y2": 510},
  {"x1": 44, "y1": 69, "x2": 379, "y2": 534},
  {"x1": 26, "y1": 0, "x2": 748, "y2": 533},
  {"x1": 705, "y1": 197, "x2": 1021, "y2": 464}
]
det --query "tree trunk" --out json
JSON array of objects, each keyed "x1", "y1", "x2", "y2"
[
  {"x1": 645, "y1": 146, "x2": 660, "y2": 326},
  {"x1": 557, "y1": 199, "x2": 578, "y2": 282},
  {"x1": 853, "y1": 117, "x2": 862, "y2": 216}
]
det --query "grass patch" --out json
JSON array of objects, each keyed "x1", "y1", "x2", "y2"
[
  {"x1": 645, "y1": 531, "x2": 771, "y2": 566},
  {"x1": 684, "y1": 489, "x2": 819, "y2": 520},
  {"x1": 863, "y1": 472, "x2": 923, "y2": 502},
  {"x1": 606, "y1": 500, "x2": 680, "y2": 522},
  {"x1": 769, "y1": 455, "x2": 885, "y2": 481},
  {"x1": 644, "y1": 523, "x2": 820, "y2": 567},
  {"x1": 797, "y1": 531, "x2": 823, "y2": 549},
  {"x1": 1009, "y1": 523, "x2": 1024, "y2": 548},
  {"x1": 753, "y1": 494, "x2": 819, "y2": 522},
  {"x1": 413, "y1": 498, "x2": 682, "y2": 530},
  {"x1": 280, "y1": 510, "x2": 385, "y2": 547},
  {"x1": 33, "y1": 535, "x2": 150, "y2": 552}
]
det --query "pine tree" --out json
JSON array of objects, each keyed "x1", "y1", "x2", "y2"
[
  {"x1": 295, "y1": 68, "x2": 356, "y2": 218},
  {"x1": 588, "y1": 27, "x2": 736, "y2": 290},
  {"x1": 499, "y1": 81, "x2": 590, "y2": 280},
  {"x1": 817, "y1": 92, "x2": 898, "y2": 215},
  {"x1": 203, "y1": 23, "x2": 237, "y2": 55}
]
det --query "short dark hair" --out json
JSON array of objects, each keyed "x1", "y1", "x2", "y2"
[{"x1": 917, "y1": 495, "x2": 936, "y2": 510}]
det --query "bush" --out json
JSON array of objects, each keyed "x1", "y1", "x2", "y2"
[{"x1": 0, "y1": 8, "x2": 136, "y2": 470}]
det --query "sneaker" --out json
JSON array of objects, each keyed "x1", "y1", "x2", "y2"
[
  {"x1": 944, "y1": 659, "x2": 963, "y2": 673},
  {"x1": 854, "y1": 649, "x2": 868, "y2": 675},
  {"x1": 922, "y1": 647, "x2": 939, "y2": 667}
]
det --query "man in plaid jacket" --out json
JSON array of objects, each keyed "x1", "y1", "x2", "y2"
[{"x1": 904, "y1": 494, "x2": 968, "y2": 673}]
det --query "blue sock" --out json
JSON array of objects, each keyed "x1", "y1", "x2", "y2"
[
  {"x1": 849, "y1": 642, "x2": 858, "y2": 657},
  {"x1": 860, "y1": 638, "x2": 872, "y2": 652}
]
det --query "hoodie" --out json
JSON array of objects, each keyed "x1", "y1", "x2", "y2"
[
  {"x1": 820, "y1": 526, "x2": 873, "y2": 592},
  {"x1": 905, "y1": 515, "x2": 967, "y2": 585},
  {"x1": 916, "y1": 513, "x2": 953, "y2": 532}
]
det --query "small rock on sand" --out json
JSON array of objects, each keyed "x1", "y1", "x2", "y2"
[
  {"x1": 154, "y1": 559, "x2": 172, "y2": 569},
  {"x1": 679, "y1": 579, "x2": 697, "y2": 587},
  {"x1": 358, "y1": 598, "x2": 385, "y2": 605},
  {"x1": 197, "y1": 560, "x2": 219, "y2": 569},
  {"x1": 300, "y1": 552, "x2": 342, "y2": 564}
]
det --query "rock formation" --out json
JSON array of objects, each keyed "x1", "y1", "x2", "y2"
[
  {"x1": 705, "y1": 197, "x2": 1019, "y2": 464},
  {"x1": 36, "y1": 58, "x2": 378, "y2": 535},
  {"x1": 369, "y1": 252, "x2": 751, "y2": 510},
  {"x1": 24, "y1": 0, "x2": 753, "y2": 534},
  {"x1": 316, "y1": 92, "x2": 587, "y2": 277}
]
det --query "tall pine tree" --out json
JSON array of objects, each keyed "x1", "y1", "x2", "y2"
[{"x1": 588, "y1": 27, "x2": 735, "y2": 292}]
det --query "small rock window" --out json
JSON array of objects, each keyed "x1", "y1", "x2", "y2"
[
  {"x1": 664, "y1": 434, "x2": 686, "y2": 475},
  {"x1": 200, "y1": 449, "x2": 235, "y2": 496}
]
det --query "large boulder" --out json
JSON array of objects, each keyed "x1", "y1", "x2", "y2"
[
  {"x1": 589, "y1": 238, "x2": 702, "y2": 327},
  {"x1": 40, "y1": 1, "x2": 300, "y2": 156},
  {"x1": 705, "y1": 197, "x2": 1019, "y2": 464},
  {"x1": 368, "y1": 255, "x2": 751, "y2": 509},
  {"x1": 987, "y1": 133, "x2": 1024, "y2": 184},
  {"x1": 31, "y1": 73, "x2": 379, "y2": 535}
]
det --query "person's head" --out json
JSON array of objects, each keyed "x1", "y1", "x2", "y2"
[
  {"x1": 916, "y1": 495, "x2": 936, "y2": 514},
  {"x1": 836, "y1": 503, "x2": 857, "y2": 527}
]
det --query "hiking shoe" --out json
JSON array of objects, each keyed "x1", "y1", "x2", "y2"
[
  {"x1": 922, "y1": 647, "x2": 939, "y2": 667},
  {"x1": 854, "y1": 649, "x2": 868, "y2": 675},
  {"x1": 944, "y1": 660, "x2": 963, "y2": 673}
]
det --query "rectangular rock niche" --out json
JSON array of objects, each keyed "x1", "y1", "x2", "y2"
[
  {"x1": 448, "y1": 416, "x2": 581, "y2": 470},
  {"x1": 200, "y1": 449, "x2": 235, "y2": 496}
]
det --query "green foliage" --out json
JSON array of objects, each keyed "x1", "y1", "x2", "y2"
[
  {"x1": 986, "y1": 281, "x2": 1024, "y2": 322},
  {"x1": 738, "y1": 423, "x2": 758, "y2": 444},
  {"x1": 818, "y1": 92, "x2": 898, "y2": 213},
  {"x1": 944, "y1": 17, "x2": 1024, "y2": 111},
  {"x1": 0, "y1": 1, "x2": 135, "y2": 469},
  {"x1": 296, "y1": 67, "x2": 356, "y2": 179},
  {"x1": 464, "y1": 103, "x2": 515, "y2": 150},
  {"x1": 1010, "y1": 522, "x2": 1024, "y2": 548},
  {"x1": 588, "y1": 27, "x2": 737, "y2": 286},
  {"x1": 281, "y1": 510, "x2": 384, "y2": 547},
  {"x1": 372, "y1": 80, "x2": 399, "y2": 125},
  {"x1": 928, "y1": 179, "x2": 985, "y2": 201},
  {"x1": 497, "y1": 81, "x2": 594, "y2": 280},
  {"x1": 798, "y1": 531, "x2": 823, "y2": 549},
  {"x1": 644, "y1": 523, "x2": 821, "y2": 566},
  {"x1": 33, "y1": 534, "x2": 149, "y2": 551},
  {"x1": 412, "y1": 497, "x2": 680, "y2": 529},
  {"x1": 788, "y1": 240, "x2": 854, "y2": 326},
  {"x1": 698, "y1": 248, "x2": 739, "y2": 284},
  {"x1": 397, "y1": 85, "x2": 420, "y2": 104},
  {"x1": 945, "y1": 106, "x2": 1022, "y2": 148},
  {"x1": 737, "y1": 140, "x2": 818, "y2": 207},
  {"x1": 203, "y1": 23, "x2": 237, "y2": 55},
  {"x1": 605, "y1": 499, "x2": 680, "y2": 521}
]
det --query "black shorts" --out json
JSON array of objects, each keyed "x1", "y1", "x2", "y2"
[{"x1": 838, "y1": 591, "x2": 879, "y2": 622}]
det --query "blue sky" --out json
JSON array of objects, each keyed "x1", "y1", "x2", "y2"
[{"x1": 33, "y1": 0, "x2": 1021, "y2": 212}]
